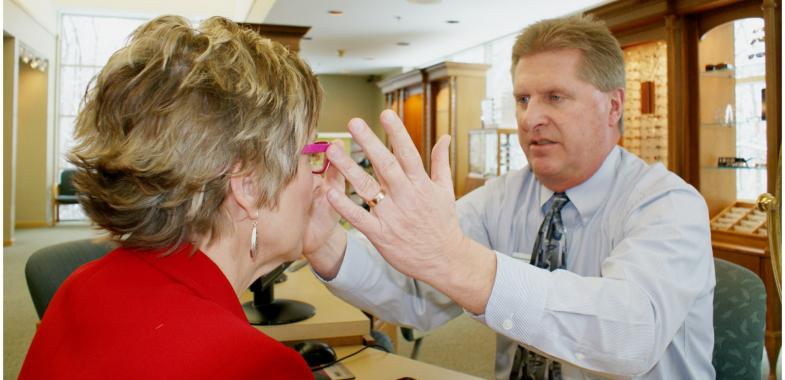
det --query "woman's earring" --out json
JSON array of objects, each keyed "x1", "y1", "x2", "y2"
[{"x1": 250, "y1": 221, "x2": 258, "y2": 259}]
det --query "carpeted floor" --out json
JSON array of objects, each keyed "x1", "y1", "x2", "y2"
[{"x1": 3, "y1": 223, "x2": 497, "y2": 379}]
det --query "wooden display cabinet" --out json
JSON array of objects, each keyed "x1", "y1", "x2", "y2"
[
  {"x1": 377, "y1": 62, "x2": 489, "y2": 197},
  {"x1": 465, "y1": 128, "x2": 523, "y2": 193},
  {"x1": 586, "y1": 0, "x2": 782, "y2": 371}
]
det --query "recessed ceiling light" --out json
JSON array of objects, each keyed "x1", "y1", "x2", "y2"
[
  {"x1": 302, "y1": 36, "x2": 312, "y2": 40},
  {"x1": 328, "y1": 10, "x2": 343, "y2": 16},
  {"x1": 364, "y1": 57, "x2": 374, "y2": 61},
  {"x1": 396, "y1": 42, "x2": 410, "y2": 46},
  {"x1": 407, "y1": 0, "x2": 442, "y2": 4},
  {"x1": 446, "y1": 20, "x2": 459, "y2": 24}
]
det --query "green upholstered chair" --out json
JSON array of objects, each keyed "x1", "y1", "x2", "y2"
[
  {"x1": 25, "y1": 238, "x2": 116, "y2": 319},
  {"x1": 712, "y1": 258, "x2": 767, "y2": 380},
  {"x1": 53, "y1": 169, "x2": 80, "y2": 222}
]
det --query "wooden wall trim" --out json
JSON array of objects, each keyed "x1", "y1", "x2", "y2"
[
  {"x1": 377, "y1": 70, "x2": 423, "y2": 93},
  {"x1": 616, "y1": 19, "x2": 669, "y2": 46},
  {"x1": 587, "y1": 0, "x2": 670, "y2": 31},
  {"x1": 424, "y1": 62, "x2": 490, "y2": 81},
  {"x1": 238, "y1": 23, "x2": 310, "y2": 52},
  {"x1": 696, "y1": 0, "x2": 763, "y2": 34},
  {"x1": 672, "y1": 15, "x2": 702, "y2": 187},
  {"x1": 763, "y1": 0, "x2": 782, "y2": 194},
  {"x1": 675, "y1": 0, "x2": 752, "y2": 15}
]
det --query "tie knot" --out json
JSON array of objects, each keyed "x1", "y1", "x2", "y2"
[{"x1": 550, "y1": 192, "x2": 569, "y2": 213}]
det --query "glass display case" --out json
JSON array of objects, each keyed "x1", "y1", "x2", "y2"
[
  {"x1": 698, "y1": 18, "x2": 768, "y2": 217},
  {"x1": 468, "y1": 128, "x2": 526, "y2": 178}
]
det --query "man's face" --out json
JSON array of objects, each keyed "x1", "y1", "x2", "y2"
[{"x1": 513, "y1": 49, "x2": 623, "y2": 192}]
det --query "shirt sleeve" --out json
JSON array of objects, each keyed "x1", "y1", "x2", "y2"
[
  {"x1": 318, "y1": 230, "x2": 464, "y2": 331},
  {"x1": 479, "y1": 187, "x2": 714, "y2": 378}
]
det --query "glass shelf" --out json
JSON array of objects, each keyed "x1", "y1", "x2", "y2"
[
  {"x1": 701, "y1": 166, "x2": 767, "y2": 171},
  {"x1": 700, "y1": 68, "x2": 735, "y2": 78},
  {"x1": 700, "y1": 122, "x2": 735, "y2": 128},
  {"x1": 701, "y1": 118, "x2": 765, "y2": 129}
]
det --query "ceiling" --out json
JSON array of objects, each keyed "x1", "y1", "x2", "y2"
[
  {"x1": 51, "y1": 0, "x2": 611, "y2": 75},
  {"x1": 265, "y1": 0, "x2": 610, "y2": 75}
]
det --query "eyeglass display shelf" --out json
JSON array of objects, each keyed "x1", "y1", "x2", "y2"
[
  {"x1": 710, "y1": 201, "x2": 768, "y2": 238},
  {"x1": 700, "y1": 118, "x2": 765, "y2": 129},
  {"x1": 701, "y1": 166, "x2": 767, "y2": 171},
  {"x1": 701, "y1": 122, "x2": 736, "y2": 129},
  {"x1": 700, "y1": 68, "x2": 735, "y2": 78}
]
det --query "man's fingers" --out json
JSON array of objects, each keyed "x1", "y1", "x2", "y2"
[
  {"x1": 430, "y1": 135, "x2": 454, "y2": 192},
  {"x1": 326, "y1": 139, "x2": 346, "y2": 191},
  {"x1": 326, "y1": 188, "x2": 379, "y2": 240},
  {"x1": 326, "y1": 143, "x2": 382, "y2": 204},
  {"x1": 346, "y1": 118, "x2": 409, "y2": 196},
  {"x1": 379, "y1": 110, "x2": 427, "y2": 181}
]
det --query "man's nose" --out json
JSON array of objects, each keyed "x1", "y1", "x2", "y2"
[{"x1": 520, "y1": 98, "x2": 547, "y2": 132}]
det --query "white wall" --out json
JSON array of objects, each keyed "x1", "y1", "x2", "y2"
[
  {"x1": 16, "y1": 63, "x2": 50, "y2": 226},
  {"x1": 3, "y1": 0, "x2": 59, "y2": 233}
]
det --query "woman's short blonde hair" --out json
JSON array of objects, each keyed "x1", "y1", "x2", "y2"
[
  {"x1": 69, "y1": 15, "x2": 322, "y2": 250},
  {"x1": 511, "y1": 14, "x2": 625, "y2": 93}
]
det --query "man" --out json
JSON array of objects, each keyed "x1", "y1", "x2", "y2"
[{"x1": 303, "y1": 14, "x2": 715, "y2": 379}]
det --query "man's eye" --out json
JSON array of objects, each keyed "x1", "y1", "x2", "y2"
[
  {"x1": 549, "y1": 94, "x2": 562, "y2": 102},
  {"x1": 517, "y1": 95, "x2": 530, "y2": 105}
]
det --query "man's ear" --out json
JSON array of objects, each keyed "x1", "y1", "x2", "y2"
[
  {"x1": 608, "y1": 87, "x2": 625, "y2": 129},
  {"x1": 228, "y1": 170, "x2": 258, "y2": 221}
]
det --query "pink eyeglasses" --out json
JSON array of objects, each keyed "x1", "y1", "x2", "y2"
[{"x1": 301, "y1": 141, "x2": 331, "y2": 174}]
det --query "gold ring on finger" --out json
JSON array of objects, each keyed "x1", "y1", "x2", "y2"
[{"x1": 367, "y1": 191, "x2": 386, "y2": 208}]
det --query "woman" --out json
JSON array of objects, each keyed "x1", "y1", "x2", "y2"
[{"x1": 20, "y1": 15, "x2": 336, "y2": 379}]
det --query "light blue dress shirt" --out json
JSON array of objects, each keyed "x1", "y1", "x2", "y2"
[{"x1": 322, "y1": 146, "x2": 716, "y2": 379}]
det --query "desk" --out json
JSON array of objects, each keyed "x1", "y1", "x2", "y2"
[
  {"x1": 334, "y1": 345, "x2": 482, "y2": 380},
  {"x1": 240, "y1": 266, "x2": 370, "y2": 345},
  {"x1": 241, "y1": 268, "x2": 480, "y2": 379}
]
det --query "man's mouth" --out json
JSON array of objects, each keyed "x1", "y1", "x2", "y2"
[{"x1": 531, "y1": 139, "x2": 556, "y2": 146}]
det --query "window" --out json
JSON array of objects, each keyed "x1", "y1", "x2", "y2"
[
  {"x1": 57, "y1": 14, "x2": 148, "y2": 170},
  {"x1": 733, "y1": 18, "x2": 767, "y2": 200}
]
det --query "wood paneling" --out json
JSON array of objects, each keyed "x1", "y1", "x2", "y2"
[{"x1": 403, "y1": 93, "x2": 425, "y2": 159}]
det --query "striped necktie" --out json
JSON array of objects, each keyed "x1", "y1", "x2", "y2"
[{"x1": 510, "y1": 192, "x2": 570, "y2": 380}]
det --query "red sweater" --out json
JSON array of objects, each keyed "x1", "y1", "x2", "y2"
[{"x1": 20, "y1": 244, "x2": 312, "y2": 379}]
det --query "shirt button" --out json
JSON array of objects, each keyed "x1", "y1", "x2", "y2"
[
  {"x1": 576, "y1": 352, "x2": 586, "y2": 360},
  {"x1": 502, "y1": 319, "x2": 514, "y2": 330}
]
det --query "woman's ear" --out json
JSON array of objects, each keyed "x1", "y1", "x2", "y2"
[{"x1": 228, "y1": 169, "x2": 258, "y2": 221}]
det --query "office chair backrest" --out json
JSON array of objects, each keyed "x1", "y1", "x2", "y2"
[
  {"x1": 58, "y1": 169, "x2": 78, "y2": 196},
  {"x1": 25, "y1": 239, "x2": 116, "y2": 319},
  {"x1": 712, "y1": 258, "x2": 767, "y2": 380}
]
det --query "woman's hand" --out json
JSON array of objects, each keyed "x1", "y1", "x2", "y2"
[{"x1": 302, "y1": 140, "x2": 348, "y2": 279}]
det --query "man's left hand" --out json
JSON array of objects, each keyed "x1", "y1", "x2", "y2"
[{"x1": 325, "y1": 110, "x2": 464, "y2": 281}]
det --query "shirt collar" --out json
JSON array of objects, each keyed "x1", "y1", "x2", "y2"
[{"x1": 538, "y1": 146, "x2": 621, "y2": 224}]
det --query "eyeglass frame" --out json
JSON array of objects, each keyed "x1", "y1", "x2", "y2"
[{"x1": 301, "y1": 141, "x2": 331, "y2": 174}]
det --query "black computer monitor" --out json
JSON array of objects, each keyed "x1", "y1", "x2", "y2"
[{"x1": 242, "y1": 262, "x2": 316, "y2": 325}]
